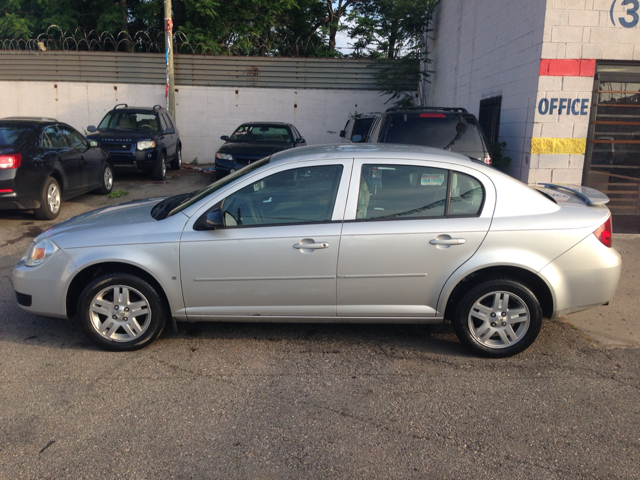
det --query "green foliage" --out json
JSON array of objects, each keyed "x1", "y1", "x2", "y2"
[
  {"x1": 488, "y1": 141, "x2": 512, "y2": 173},
  {"x1": 107, "y1": 188, "x2": 129, "y2": 198},
  {"x1": 191, "y1": 157, "x2": 199, "y2": 165}
]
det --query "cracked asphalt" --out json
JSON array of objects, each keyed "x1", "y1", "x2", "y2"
[{"x1": 1, "y1": 170, "x2": 639, "y2": 479}]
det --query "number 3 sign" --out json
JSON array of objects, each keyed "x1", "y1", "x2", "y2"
[{"x1": 610, "y1": 0, "x2": 639, "y2": 28}]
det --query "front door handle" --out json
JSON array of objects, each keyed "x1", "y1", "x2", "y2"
[
  {"x1": 294, "y1": 242, "x2": 329, "y2": 250},
  {"x1": 429, "y1": 237, "x2": 466, "y2": 246}
]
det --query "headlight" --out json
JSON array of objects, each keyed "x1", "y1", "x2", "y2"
[
  {"x1": 136, "y1": 140, "x2": 156, "y2": 150},
  {"x1": 24, "y1": 239, "x2": 59, "y2": 267},
  {"x1": 216, "y1": 152, "x2": 233, "y2": 161}
]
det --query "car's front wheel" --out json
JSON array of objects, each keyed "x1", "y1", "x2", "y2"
[
  {"x1": 95, "y1": 162, "x2": 114, "y2": 195},
  {"x1": 452, "y1": 278, "x2": 542, "y2": 358},
  {"x1": 78, "y1": 272, "x2": 167, "y2": 351},
  {"x1": 33, "y1": 176, "x2": 61, "y2": 220},
  {"x1": 151, "y1": 152, "x2": 167, "y2": 181}
]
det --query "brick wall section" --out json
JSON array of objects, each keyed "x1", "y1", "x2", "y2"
[
  {"x1": 425, "y1": 0, "x2": 547, "y2": 181},
  {"x1": 529, "y1": 0, "x2": 640, "y2": 185}
]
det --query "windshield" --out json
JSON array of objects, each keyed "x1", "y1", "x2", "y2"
[
  {"x1": 152, "y1": 158, "x2": 271, "y2": 220},
  {"x1": 228, "y1": 125, "x2": 292, "y2": 144},
  {"x1": 0, "y1": 124, "x2": 33, "y2": 146},
  {"x1": 381, "y1": 114, "x2": 487, "y2": 160},
  {"x1": 98, "y1": 112, "x2": 159, "y2": 132}
]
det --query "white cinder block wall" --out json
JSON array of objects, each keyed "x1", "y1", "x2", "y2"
[
  {"x1": 425, "y1": 0, "x2": 548, "y2": 181},
  {"x1": 0, "y1": 81, "x2": 396, "y2": 163}
]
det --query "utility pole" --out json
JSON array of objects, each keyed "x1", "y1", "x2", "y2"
[{"x1": 164, "y1": 0, "x2": 176, "y2": 119}]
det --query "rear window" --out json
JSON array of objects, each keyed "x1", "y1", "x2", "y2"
[
  {"x1": 380, "y1": 113, "x2": 487, "y2": 160},
  {"x1": 0, "y1": 124, "x2": 32, "y2": 146}
]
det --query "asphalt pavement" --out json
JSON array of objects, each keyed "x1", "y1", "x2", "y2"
[{"x1": 0, "y1": 170, "x2": 638, "y2": 479}]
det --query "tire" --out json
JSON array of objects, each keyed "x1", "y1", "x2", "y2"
[
  {"x1": 451, "y1": 278, "x2": 542, "y2": 358},
  {"x1": 95, "y1": 162, "x2": 114, "y2": 195},
  {"x1": 33, "y1": 176, "x2": 61, "y2": 220},
  {"x1": 170, "y1": 146, "x2": 182, "y2": 170},
  {"x1": 77, "y1": 272, "x2": 167, "y2": 351},
  {"x1": 151, "y1": 152, "x2": 167, "y2": 181}
]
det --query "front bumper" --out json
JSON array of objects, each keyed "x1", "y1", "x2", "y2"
[
  {"x1": 12, "y1": 249, "x2": 78, "y2": 319},
  {"x1": 106, "y1": 148, "x2": 159, "y2": 172}
]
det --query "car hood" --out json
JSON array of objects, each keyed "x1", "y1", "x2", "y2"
[
  {"x1": 87, "y1": 130, "x2": 157, "y2": 141},
  {"x1": 218, "y1": 142, "x2": 290, "y2": 156},
  {"x1": 35, "y1": 197, "x2": 185, "y2": 249}
]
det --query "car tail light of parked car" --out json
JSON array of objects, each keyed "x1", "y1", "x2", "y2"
[
  {"x1": 484, "y1": 157, "x2": 492, "y2": 165},
  {"x1": 0, "y1": 153, "x2": 21, "y2": 169},
  {"x1": 594, "y1": 216, "x2": 613, "y2": 247}
]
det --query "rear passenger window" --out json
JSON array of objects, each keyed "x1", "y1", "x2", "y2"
[
  {"x1": 42, "y1": 126, "x2": 67, "y2": 149},
  {"x1": 357, "y1": 165, "x2": 484, "y2": 220},
  {"x1": 357, "y1": 165, "x2": 449, "y2": 219}
]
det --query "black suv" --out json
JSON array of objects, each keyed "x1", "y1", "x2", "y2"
[
  {"x1": 365, "y1": 107, "x2": 492, "y2": 164},
  {"x1": 339, "y1": 113, "x2": 378, "y2": 143},
  {"x1": 87, "y1": 104, "x2": 181, "y2": 180}
]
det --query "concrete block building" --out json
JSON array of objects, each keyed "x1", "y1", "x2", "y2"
[{"x1": 425, "y1": 0, "x2": 640, "y2": 232}]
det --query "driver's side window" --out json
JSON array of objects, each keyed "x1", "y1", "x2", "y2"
[{"x1": 220, "y1": 165, "x2": 343, "y2": 227}]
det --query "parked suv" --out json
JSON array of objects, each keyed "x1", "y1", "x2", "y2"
[
  {"x1": 365, "y1": 107, "x2": 492, "y2": 164},
  {"x1": 87, "y1": 104, "x2": 181, "y2": 180},
  {"x1": 339, "y1": 113, "x2": 378, "y2": 143}
]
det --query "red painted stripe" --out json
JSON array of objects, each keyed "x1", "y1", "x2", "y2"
[{"x1": 539, "y1": 59, "x2": 596, "y2": 77}]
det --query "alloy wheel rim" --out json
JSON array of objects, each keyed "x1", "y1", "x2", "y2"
[
  {"x1": 89, "y1": 285, "x2": 151, "y2": 342},
  {"x1": 47, "y1": 184, "x2": 60, "y2": 214},
  {"x1": 467, "y1": 290, "x2": 530, "y2": 349},
  {"x1": 162, "y1": 160, "x2": 166, "y2": 177},
  {"x1": 104, "y1": 167, "x2": 113, "y2": 190},
  {"x1": 178, "y1": 149, "x2": 182, "y2": 167}
]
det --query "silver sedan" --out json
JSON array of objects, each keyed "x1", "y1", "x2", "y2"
[{"x1": 12, "y1": 144, "x2": 622, "y2": 357}]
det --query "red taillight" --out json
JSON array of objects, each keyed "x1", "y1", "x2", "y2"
[
  {"x1": 0, "y1": 189, "x2": 13, "y2": 193},
  {"x1": 484, "y1": 157, "x2": 492, "y2": 165},
  {"x1": 594, "y1": 216, "x2": 612, "y2": 248},
  {"x1": 419, "y1": 113, "x2": 446, "y2": 118},
  {"x1": 0, "y1": 153, "x2": 21, "y2": 169}
]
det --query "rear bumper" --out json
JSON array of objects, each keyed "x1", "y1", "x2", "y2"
[
  {"x1": 540, "y1": 233, "x2": 622, "y2": 318},
  {"x1": 0, "y1": 170, "x2": 40, "y2": 210}
]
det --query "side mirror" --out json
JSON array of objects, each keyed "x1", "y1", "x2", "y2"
[
  {"x1": 220, "y1": 135, "x2": 229, "y2": 141},
  {"x1": 164, "y1": 127, "x2": 175, "y2": 135},
  {"x1": 351, "y1": 134, "x2": 363, "y2": 143},
  {"x1": 87, "y1": 125, "x2": 97, "y2": 133},
  {"x1": 89, "y1": 140, "x2": 99, "y2": 148},
  {"x1": 339, "y1": 130, "x2": 346, "y2": 138},
  {"x1": 194, "y1": 208, "x2": 224, "y2": 231},
  {"x1": 295, "y1": 137, "x2": 306, "y2": 146}
]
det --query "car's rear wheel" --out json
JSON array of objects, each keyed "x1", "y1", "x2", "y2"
[
  {"x1": 78, "y1": 272, "x2": 167, "y2": 351},
  {"x1": 452, "y1": 278, "x2": 542, "y2": 358},
  {"x1": 170, "y1": 146, "x2": 182, "y2": 170},
  {"x1": 151, "y1": 152, "x2": 167, "y2": 181},
  {"x1": 34, "y1": 176, "x2": 61, "y2": 220},
  {"x1": 95, "y1": 162, "x2": 114, "y2": 194}
]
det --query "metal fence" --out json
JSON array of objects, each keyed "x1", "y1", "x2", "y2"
[{"x1": 0, "y1": 51, "x2": 415, "y2": 91}]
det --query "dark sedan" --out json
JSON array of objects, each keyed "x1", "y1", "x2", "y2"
[
  {"x1": 214, "y1": 122, "x2": 306, "y2": 177},
  {"x1": 0, "y1": 117, "x2": 113, "y2": 220}
]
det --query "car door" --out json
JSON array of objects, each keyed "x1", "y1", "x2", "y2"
[
  {"x1": 336, "y1": 159, "x2": 495, "y2": 318},
  {"x1": 179, "y1": 159, "x2": 352, "y2": 319},
  {"x1": 59, "y1": 124, "x2": 102, "y2": 190},
  {"x1": 160, "y1": 113, "x2": 177, "y2": 159},
  {"x1": 42, "y1": 125, "x2": 82, "y2": 198}
]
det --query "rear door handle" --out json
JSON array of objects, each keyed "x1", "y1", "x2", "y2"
[
  {"x1": 429, "y1": 238, "x2": 466, "y2": 245},
  {"x1": 294, "y1": 242, "x2": 329, "y2": 250}
]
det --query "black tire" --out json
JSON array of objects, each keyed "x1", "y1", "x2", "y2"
[
  {"x1": 95, "y1": 162, "x2": 114, "y2": 195},
  {"x1": 151, "y1": 152, "x2": 167, "y2": 181},
  {"x1": 77, "y1": 272, "x2": 167, "y2": 351},
  {"x1": 170, "y1": 146, "x2": 182, "y2": 170},
  {"x1": 451, "y1": 278, "x2": 542, "y2": 358},
  {"x1": 33, "y1": 176, "x2": 61, "y2": 220}
]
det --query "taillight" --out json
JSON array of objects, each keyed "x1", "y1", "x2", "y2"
[
  {"x1": 0, "y1": 153, "x2": 21, "y2": 169},
  {"x1": 484, "y1": 157, "x2": 492, "y2": 165},
  {"x1": 593, "y1": 216, "x2": 612, "y2": 248},
  {"x1": 420, "y1": 113, "x2": 446, "y2": 118}
]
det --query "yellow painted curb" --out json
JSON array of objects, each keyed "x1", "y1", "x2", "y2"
[{"x1": 531, "y1": 138, "x2": 586, "y2": 155}]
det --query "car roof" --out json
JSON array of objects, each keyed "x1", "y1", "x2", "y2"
[
  {"x1": 268, "y1": 143, "x2": 483, "y2": 168},
  {"x1": 1, "y1": 117, "x2": 58, "y2": 123}
]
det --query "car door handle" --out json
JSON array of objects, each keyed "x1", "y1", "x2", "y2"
[
  {"x1": 429, "y1": 238, "x2": 466, "y2": 245},
  {"x1": 294, "y1": 242, "x2": 329, "y2": 249}
]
